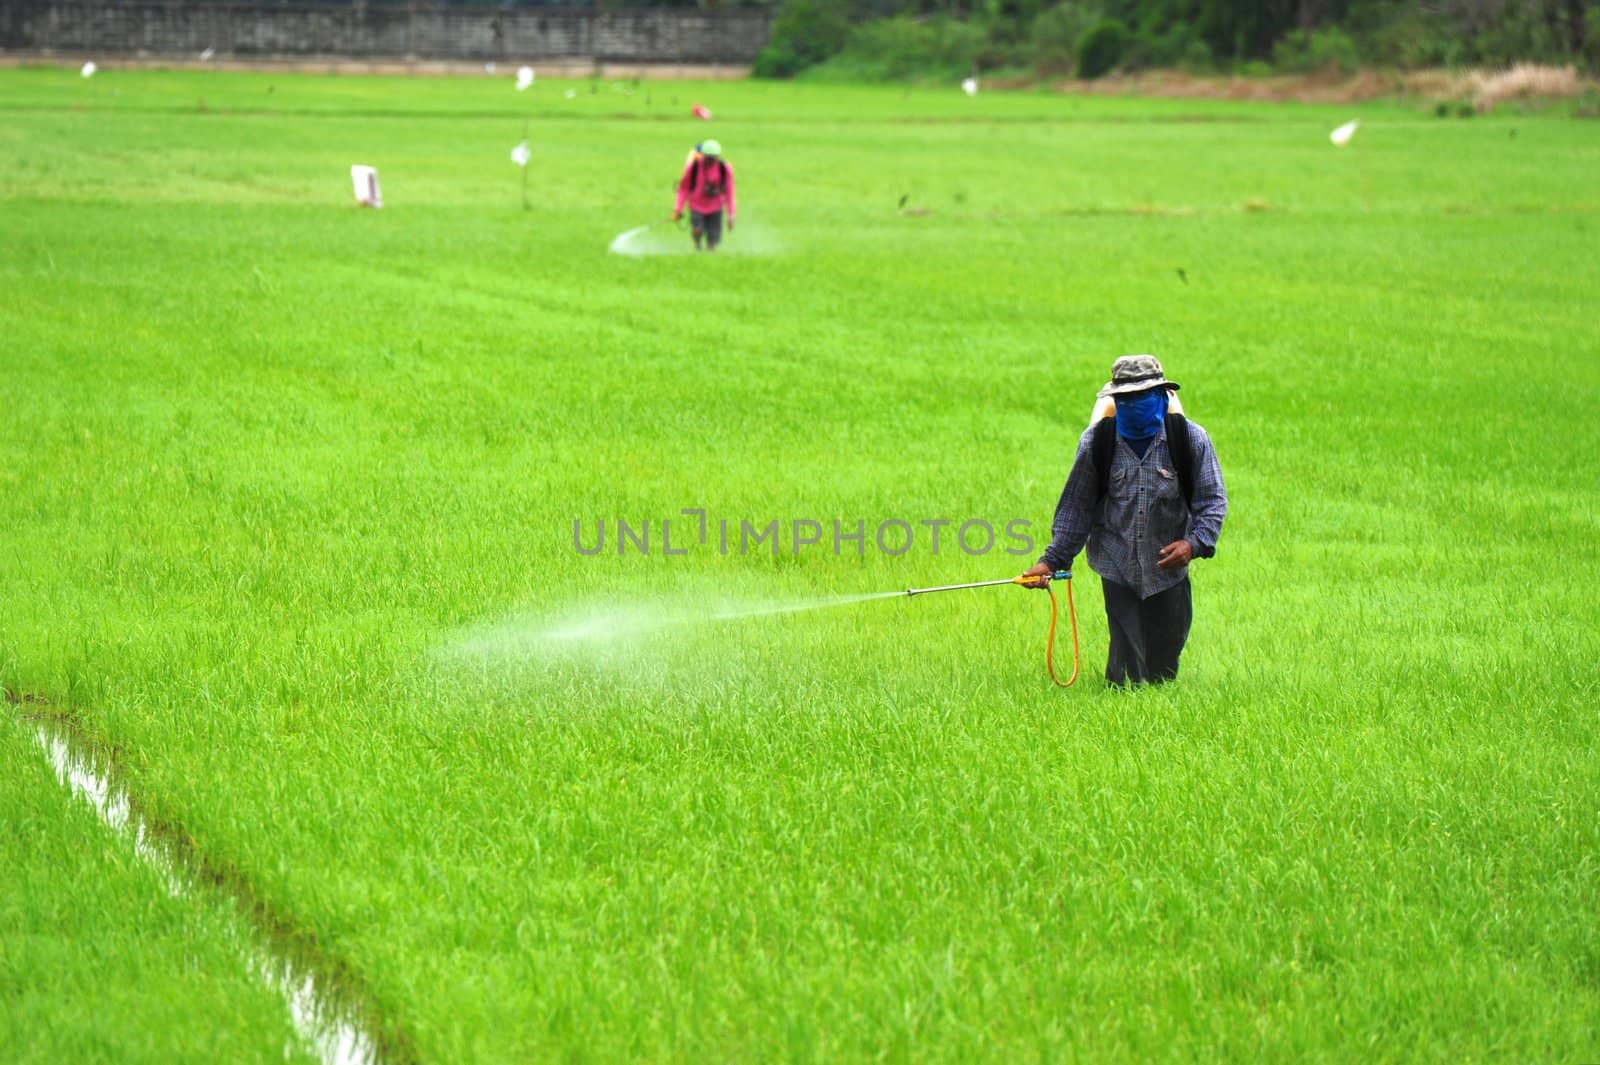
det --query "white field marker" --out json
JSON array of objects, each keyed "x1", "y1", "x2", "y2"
[{"x1": 350, "y1": 165, "x2": 382, "y2": 208}]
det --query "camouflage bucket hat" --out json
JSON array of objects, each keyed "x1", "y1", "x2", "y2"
[{"x1": 1097, "y1": 354, "x2": 1181, "y2": 398}]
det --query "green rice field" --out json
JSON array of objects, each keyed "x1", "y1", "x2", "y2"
[{"x1": 2, "y1": 66, "x2": 1599, "y2": 1061}]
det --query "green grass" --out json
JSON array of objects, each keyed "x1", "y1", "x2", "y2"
[{"x1": 2, "y1": 66, "x2": 1599, "y2": 1060}]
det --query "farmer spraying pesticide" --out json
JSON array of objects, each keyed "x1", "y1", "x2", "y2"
[
  {"x1": 673, "y1": 140, "x2": 735, "y2": 252},
  {"x1": 1021, "y1": 356, "x2": 1228, "y2": 686}
]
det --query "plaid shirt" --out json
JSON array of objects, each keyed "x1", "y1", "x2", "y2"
[{"x1": 1040, "y1": 419, "x2": 1227, "y2": 599}]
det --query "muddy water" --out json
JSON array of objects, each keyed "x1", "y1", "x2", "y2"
[{"x1": 33, "y1": 723, "x2": 382, "y2": 1065}]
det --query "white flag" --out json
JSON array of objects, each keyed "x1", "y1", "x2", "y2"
[
  {"x1": 961, "y1": 77, "x2": 978, "y2": 97},
  {"x1": 1329, "y1": 119, "x2": 1360, "y2": 147},
  {"x1": 516, "y1": 66, "x2": 535, "y2": 91},
  {"x1": 511, "y1": 142, "x2": 530, "y2": 167},
  {"x1": 81, "y1": 61, "x2": 97, "y2": 78}
]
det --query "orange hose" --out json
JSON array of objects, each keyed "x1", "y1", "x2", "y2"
[{"x1": 1045, "y1": 578, "x2": 1079, "y2": 687}]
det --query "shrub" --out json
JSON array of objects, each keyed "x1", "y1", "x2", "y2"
[
  {"x1": 984, "y1": 0, "x2": 1047, "y2": 50},
  {"x1": 805, "y1": 16, "x2": 988, "y2": 83},
  {"x1": 1470, "y1": 4, "x2": 1565, "y2": 67},
  {"x1": 1272, "y1": 26, "x2": 1360, "y2": 74},
  {"x1": 1029, "y1": 3, "x2": 1098, "y2": 54},
  {"x1": 1029, "y1": 2, "x2": 1099, "y2": 74},
  {"x1": 752, "y1": 0, "x2": 852, "y2": 79},
  {"x1": 752, "y1": 40, "x2": 805, "y2": 79},
  {"x1": 1180, "y1": 37, "x2": 1215, "y2": 72},
  {"x1": 1306, "y1": 26, "x2": 1361, "y2": 73},
  {"x1": 1131, "y1": 20, "x2": 1207, "y2": 71},
  {"x1": 1360, "y1": 9, "x2": 1453, "y2": 69},
  {"x1": 1075, "y1": 18, "x2": 1128, "y2": 79}
]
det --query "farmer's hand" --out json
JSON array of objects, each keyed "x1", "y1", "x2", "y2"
[
  {"x1": 1018, "y1": 562, "x2": 1053, "y2": 589},
  {"x1": 1156, "y1": 540, "x2": 1193, "y2": 571},
  {"x1": 672, "y1": 209, "x2": 682, "y2": 223},
  {"x1": 728, "y1": 218, "x2": 736, "y2": 232}
]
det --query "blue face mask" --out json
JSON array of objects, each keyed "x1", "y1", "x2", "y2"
[{"x1": 1113, "y1": 390, "x2": 1168, "y2": 441}]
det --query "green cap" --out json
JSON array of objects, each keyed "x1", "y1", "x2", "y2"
[{"x1": 700, "y1": 139, "x2": 722, "y2": 157}]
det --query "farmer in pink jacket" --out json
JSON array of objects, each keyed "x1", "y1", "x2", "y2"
[{"x1": 672, "y1": 139, "x2": 735, "y2": 252}]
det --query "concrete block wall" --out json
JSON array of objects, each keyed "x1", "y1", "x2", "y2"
[{"x1": 0, "y1": 3, "x2": 773, "y2": 64}]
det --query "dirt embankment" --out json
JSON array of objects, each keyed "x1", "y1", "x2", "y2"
[{"x1": 1013, "y1": 64, "x2": 1596, "y2": 110}]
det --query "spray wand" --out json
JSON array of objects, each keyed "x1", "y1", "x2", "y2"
[{"x1": 901, "y1": 569, "x2": 1078, "y2": 687}]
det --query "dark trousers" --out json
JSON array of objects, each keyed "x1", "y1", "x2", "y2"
[
  {"x1": 690, "y1": 208, "x2": 723, "y2": 249},
  {"x1": 1101, "y1": 577, "x2": 1192, "y2": 686}
]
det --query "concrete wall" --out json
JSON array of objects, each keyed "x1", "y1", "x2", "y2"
[{"x1": 0, "y1": 3, "x2": 773, "y2": 64}]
